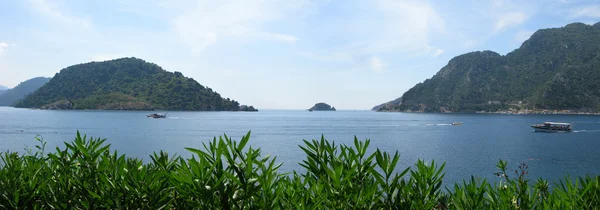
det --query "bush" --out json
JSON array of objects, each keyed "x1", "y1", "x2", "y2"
[{"x1": 0, "y1": 132, "x2": 598, "y2": 209}]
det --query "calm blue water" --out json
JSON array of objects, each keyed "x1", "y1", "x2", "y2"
[{"x1": 0, "y1": 107, "x2": 599, "y2": 184}]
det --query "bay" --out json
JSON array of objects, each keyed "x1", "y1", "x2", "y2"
[{"x1": 0, "y1": 107, "x2": 599, "y2": 185}]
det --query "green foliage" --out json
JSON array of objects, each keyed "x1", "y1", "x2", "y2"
[
  {"x1": 14, "y1": 58, "x2": 251, "y2": 111},
  {"x1": 0, "y1": 132, "x2": 598, "y2": 209},
  {"x1": 0, "y1": 77, "x2": 51, "y2": 106},
  {"x1": 394, "y1": 22, "x2": 600, "y2": 112}
]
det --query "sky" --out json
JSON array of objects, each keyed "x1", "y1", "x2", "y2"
[{"x1": 0, "y1": 0, "x2": 599, "y2": 110}]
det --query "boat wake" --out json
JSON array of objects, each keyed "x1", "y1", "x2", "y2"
[
  {"x1": 164, "y1": 117, "x2": 197, "y2": 120},
  {"x1": 425, "y1": 124, "x2": 452, "y2": 126},
  {"x1": 573, "y1": 130, "x2": 600, "y2": 133}
]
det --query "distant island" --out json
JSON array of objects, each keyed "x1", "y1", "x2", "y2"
[
  {"x1": 15, "y1": 58, "x2": 257, "y2": 111},
  {"x1": 309, "y1": 102, "x2": 336, "y2": 111},
  {"x1": 376, "y1": 22, "x2": 600, "y2": 113},
  {"x1": 0, "y1": 77, "x2": 51, "y2": 106}
]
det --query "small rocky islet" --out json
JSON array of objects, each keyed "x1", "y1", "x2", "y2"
[{"x1": 308, "y1": 102, "x2": 336, "y2": 111}]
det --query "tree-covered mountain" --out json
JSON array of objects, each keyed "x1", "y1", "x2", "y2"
[
  {"x1": 379, "y1": 22, "x2": 600, "y2": 112},
  {"x1": 309, "y1": 102, "x2": 336, "y2": 111},
  {"x1": 0, "y1": 77, "x2": 51, "y2": 106},
  {"x1": 0, "y1": 85, "x2": 9, "y2": 96},
  {"x1": 15, "y1": 58, "x2": 257, "y2": 111},
  {"x1": 371, "y1": 97, "x2": 402, "y2": 111}
]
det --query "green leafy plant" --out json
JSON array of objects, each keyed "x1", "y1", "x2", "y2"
[{"x1": 0, "y1": 131, "x2": 598, "y2": 209}]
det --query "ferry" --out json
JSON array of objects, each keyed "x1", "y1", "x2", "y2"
[{"x1": 531, "y1": 122, "x2": 572, "y2": 132}]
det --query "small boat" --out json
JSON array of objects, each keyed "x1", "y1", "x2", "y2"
[
  {"x1": 451, "y1": 122, "x2": 462, "y2": 126},
  {"x1": 531, "y1": 122, "x2": 572, "y2": 132},
  {"x1": 147, "y1": 113, "x2": 167, "y2": 118}
]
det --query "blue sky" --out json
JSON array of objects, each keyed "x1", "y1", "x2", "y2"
[{"x1": 0, "y1": 0, "x2": 599, "y2": 109}]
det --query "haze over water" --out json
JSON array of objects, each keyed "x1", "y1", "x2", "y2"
[{"x1": 0, "y1": 107, "x2": 598, "y2": 185}]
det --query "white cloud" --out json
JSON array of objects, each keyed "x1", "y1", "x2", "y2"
[
  {"x1": 487, "y1": 0, "x2": 534, "y2": 34},
  {"x1": 369, "y1": 56, "x2": 384, "y2": 73},
  {"x1": 433, "y1": 48, "x2": 444, "y2": 57},
  {"x1": 173, "y1": 0, "x2": 306, "y2": 52},
  {"x1": 29, "y1": 0, "x2": 93, "y2": 29},
  {"x1": 371, "y1": 0, "x2": 445, "y2": 54},
  {"x1": 301, "y1": 0, "x2": 445, "y2": 66},
  {"x1": 570, "y1": 5, "x2": 600, "y2": 18},
  {"x1": 495, "y1": 12, "x2": 528, "y2": 32},
  {"x1": 0, "y1": 42, "x2": 10, "y2": 56},
  {"x1": 515, "y1": 30, "x2": 534, "y2": 42}
]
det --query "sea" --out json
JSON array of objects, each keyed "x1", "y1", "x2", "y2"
[{"x1": 0, "y1": 107, "x2": 598, "y2": 185}]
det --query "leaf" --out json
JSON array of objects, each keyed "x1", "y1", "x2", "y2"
[
  {"x1": 185, "y1": 147, "x2": 210, "y2": 159},
  {"x1": 237, "y1": 131, "x2": 251, "y2": 151}
]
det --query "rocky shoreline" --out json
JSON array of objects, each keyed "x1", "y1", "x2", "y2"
[
  {"x1": 377, "y1": 109, "x2": 600, "y2": 115},
  {"x1": 35, "y1": 100, "x2": 257, "y2": 111},
  {"x1": 477, "y1": 109, "x2": 600, "y2": 115}
]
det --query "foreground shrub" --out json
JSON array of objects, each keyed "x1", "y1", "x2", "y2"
[{"x1": 0, "y1": 132, "x2": 598, "y2": 209}]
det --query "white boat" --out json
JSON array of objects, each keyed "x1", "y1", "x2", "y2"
[{"x1": 531, "y1": 122, "x2": 572, "y2": 132}]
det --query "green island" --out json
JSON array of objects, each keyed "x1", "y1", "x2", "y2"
[
  {"x1": 309, "y1": 102, "x2": 336, "y2": 111},
  {"x1": 14, "y1": 58, "x2": 257, "y2": 111},
  {"x1": 1, "y1": 132, "x2": 597, "y2": 209},
  {"x1": 377, "y1": 22, "x2": 600, "y2": 113}
]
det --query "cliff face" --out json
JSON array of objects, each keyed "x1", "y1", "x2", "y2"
[
  {"x1": 381, "y1": 22, "x2": 600, "y2": 112},
  {"x1": 41, "y1": 100, "x2": 74, "y2": 110}
]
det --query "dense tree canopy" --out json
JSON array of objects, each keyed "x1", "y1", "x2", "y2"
[
  {"x1": 379, "y1": 22, "x2": 600, "y2": 112},
  {"x1": 15, "y1": 58, "x2": 255, "y2": 111}
]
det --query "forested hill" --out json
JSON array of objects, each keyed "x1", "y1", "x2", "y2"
[
  {"x1": 379, "y1": 22, "x2": 600, "y2": 112},
  {"x1": 15, "y1": 58, "x2": 257, "y2": 111},
  {"x1": 0, "y1": 77, "x2": 51, "y2": 106}
]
